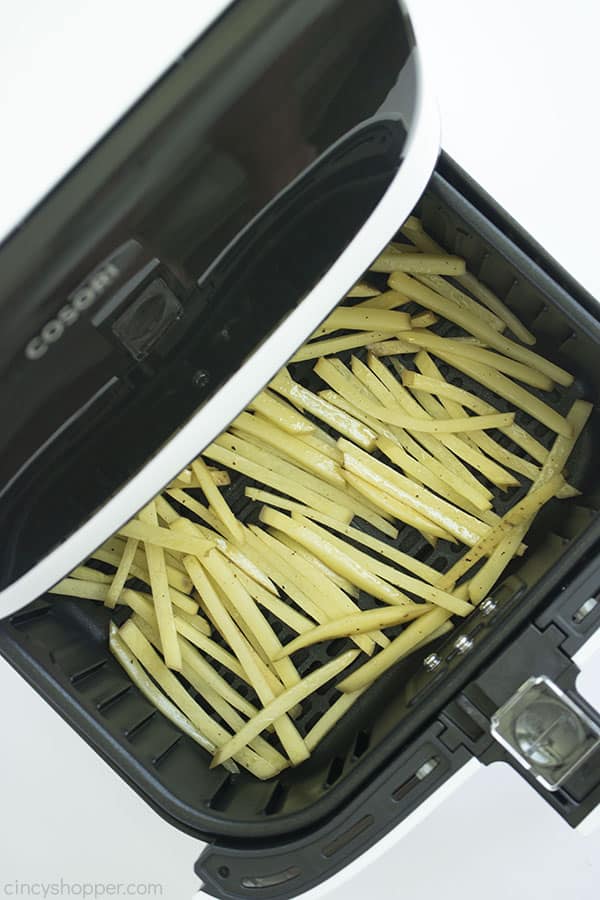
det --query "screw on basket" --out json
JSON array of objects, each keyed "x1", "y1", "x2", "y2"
[
  {"x1": 423, "y1": 652, "x2": 442, "y2": 671},
  {"x1": 480, "y1": 598, "x2": 497, "y2": 617},
  {"x1": 454, "y1": 634, "x2": 474, "y2": 655},
  {"x1": 573, "y1": 596, "x2": 598, "y2": 623}
]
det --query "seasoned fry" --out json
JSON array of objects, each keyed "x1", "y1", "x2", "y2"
[
  {"x1": 105, "y1": 537, "x2": 139, "y2": 608},
  {"x1": 305, "y1": 690, "x2": 366, "y2": 751},
  {"x1": 210, "y1": 649, "x2": 359, "y2": 768},
  {"x1": 170, "y1": 467, "x2": 231, "y2": 489},
  {"x1": 232, "y1": 411, "x2": 345, "y2": 486},
  {"x1": 92, "y1": 540, "x2": 193, "y2": 595},
  {"x1": 313, "y1": 307, "x2": 412, "y2": 337},
  {"x1": 270, "y1": 530, "x2": 359, "y2": 597},
  {"x1": 191, "y1": 457, "x2": 245, "y2": 545},
  {"x1": 315, "y1": 356, "x2": 514, "y2": 434},
  {"x1": 137, "y1": 502, "x2": 181, "y2": 671},
  {"x1": 388, "y1": 272, "x2": 573, "y2": 387},
  {"x1": 346, "y1": 281, "x2": 380, "y2": 297},
  {"x1": 370, "y1": 250, "x2": 466, "y2": 276},
  {"x1": 401, "y1": 216, "x2": 536, "y2": 345},
  {"x1": 118, "y1": 518, "x2": 213, "y2": 559},
  {"x1": 356, "y1": 290, "x2": 410, "y2": 309},
  {"x1": 248, "y1": 388, "x2": 315, "y2": 434},
  {"x1": 184, "y1": 553, "x2": 309, "y2": 765},
  {"x1": 416, "y1": 274, "x2": 505, "y2": 332},
  {"x1": 290, "y1": 331, "x2": 389, "y2": 363},
  {"x1": 398, "y1": 330, "x2": 552, "y2": 390}
]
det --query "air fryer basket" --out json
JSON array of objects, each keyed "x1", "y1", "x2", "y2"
[{"x1": 2, "y1": 154, "x2": 600, "y2": 864}]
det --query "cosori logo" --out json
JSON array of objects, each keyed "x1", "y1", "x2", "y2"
[{"x1": 25, "y1": 261, "x2": 120, "y2": 360}]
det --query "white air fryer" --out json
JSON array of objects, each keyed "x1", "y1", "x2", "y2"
[{"x1": 1, "y1": 3, "x2": 599, "y2": 899}]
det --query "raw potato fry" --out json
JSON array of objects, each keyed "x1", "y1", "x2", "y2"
[
  {"x1": 398, "y1": 330, "x2": 552, "y2": 390},
  {"x1": 191, "y1": 457, "x2": 245, "y2": 545},
  {"x1": 108, "y1": 623, "x2": 233, "y2": 768},
  {"x1": 305, "y1": 690, "x2": 366, "y2": 751},
  {"x1": 315, "y1": 355, "x2": 515, "y2": 434},
  {"x1": 170, "y1": 467, "x2": 231, "y2": 489},
  {"x1": 71, "y1": 566, "x2": 111, "y2": 584},
  {"x1": 270, "y1": 368, "x2": 378, "y2": 450},
  {"x1": 202, "y1": 441, "x2": 353, "y2": 523},
  {"x1": 210, "y1": 649, "x2": 359, "y2": 768},
  {"x1": 92, "y1": 540, "x2": 193, "y2": 595},
  {"x1": 388, "y1": 272, "x2": 573, "y2": 387},
  {"x1": 346, "y1": 281, "x2": 380, "y2": 297},
  {"x1": 389, "y1": 358, "x2": 549, "y2": 467},
  {"x1": 341, "y1": 441, "x2": 488, "y2": 546},
  {"x1": 357, "y1": 290, "x2": 410, "y2": 309},
  {"x1": 271, "y1": 531, "x2": 360, "y2": 597},
  {"x1": 290, "y1": 331, "x2": 389, "y2": 363},
  {"x1": 244, "y1": 489, "x2": 443, "y2": 584},
  {"x1": 410, "y1": 311, "x2": 438, "y2": 329},
  {"x1": 261, "y1": 507, "x2": 418, "y2": 607},
  {"x1": 404, "y1": 365, "x2": 572, "y2": 440},
  {"x1": 368, "y1": 338, "x2": 420, "y2": 356},
  {"x1": 252, "y1": 526, "x2": 384, "y2": 653},
  {"x1": 313, "y1": 307, "x2": 412, "y2": 337},
  {"x1": 118, "y1": 518, "x2": 213, "y2": 559},
  {"x1": 293, "y1": 514, "x2": 473, "y2": 616},
  {"x1": 416, "y1": 274, "x2": 505, "y2": 332},
  {"x1": 138, "y1": 502, "x2": 181, "y2": 671},
  {"x1": 338, "y1": 607, "x2": 451, "y2": 693},
  {"x1": 468, "y1": 401, "x2": 591, "y2": 603},
  {"x1": 184, "y1": 553, "x2": 309, "y2": 766},
  {"x1": 105, "y1": 537, "x2": 139, "y2": 609},
  {"x1": 232, "y1": 411, "x2": 345, "y2": 486},
  {"x1": 370, "y1": 250, "x2": 466, "y2": 276},
  {"x1": 248, "y1": 388, "x2": 315, "y2": 434},
  {"x1": 232, "y1": 567, "x2": 314, "y2": 636},
  {"x1": 401, "y1": 216, "x2": 536, "y2": 345},
  {"x1": 298, "y1": 427, "x2": 344, "y2": 463},
  {"x1": 164, "y1": 490, "x2": 279, "y2": 595}
]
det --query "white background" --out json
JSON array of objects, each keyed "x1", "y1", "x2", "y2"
[{"x1": 1, "y1": 1, "x2": 600, "y2": 899}]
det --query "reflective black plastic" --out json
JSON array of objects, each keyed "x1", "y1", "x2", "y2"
[{"x1": 0, "y1": 0, "x2": 418, "y2": 589}]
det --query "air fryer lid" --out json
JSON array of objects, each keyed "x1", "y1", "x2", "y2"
[{"x1": 0, "y1": 0, "x2": 439, "y2": 614}]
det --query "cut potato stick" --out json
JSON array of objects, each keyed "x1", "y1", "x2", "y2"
[
  {"x1": 305, "y1": 689, "x2": 366, "y2": 752},
  {"x1": 137, "y1": 502, "x2": 181, "y2": 671},
  {"x1": 370, "y1": 250, "x2": 466, "y2": 276},
  {"x1": 403, "y1": 367, "x2": 572, "y2": 440},
  {"x1": 261, "y1": 507, "x2": 418, "y2": 607},
  {"x1": 170, "y1": 468, "x2": 231, "y2": 489},
  {"x1": 297, "y1": 428, "x2": 344, "y2": 463},
  {"x1": 93, "y1": 540, "x2": 193, "y2": 595},
  {"x1": 346, "y1": 281, "x2": 380, "y2": 297},
  {"x1": 248, "y1": 388, "x2": 315, "y2": 434},
  {"x1": 315, "y1": 356, "x2": 514, "y2": 434},
  {"x1": 399, "y1": 330, "x2": 552, "y2": 390},
  {"x1": 105, "y1": 537, "x2": 139, "y2": 609},
  {"x1": 213, "y1": 430, "x2": 395, "y2": 537},
  {"x1": 270, "y1": 530, "x2": 359, "y2": 597},
  {"x1": 368, "y1": 353, "x2": 522, "y2": 487},
  {"x1": 119, "y1": 619, "x2": 277, "y2": 778},
  {"x1": 270, "y1": 368, "x2": 378, "y2": 450},
  {"x1": 388, "y1": 272, "x2": 573, "y2": 387},
  {"x1": 410, "y1": 311, "x2": 438, "y2": 329},
  {"x1": 210, "y1": 649, "x2": 359, "y2": 768},
  {"x1": 401, "y1": 216, "x2": 536, "y2": 345},
  {"x1": 416, "y1": 274, "x2": 506, "y2": 332},
  {"x1": 232, "y1": 411, "x2": 345, "y2": 486},
  {"x1": 244, "y1": 489, "x2": 444, "y2": 584},
  {"x1": 340, "y1": 441, "x2": 488, "y2": 546},
  {"x1": 468, "y1": 401, "x2": 591, "y2": 603},
  {"x1": 184, "y1": 553, "x2": 309, "y2": 765},
  {"x1": 202, "y1": 549, "x2": 301, "y2": 689},
  {"x1": 118, "y1": 518, "x2": 213, "y2": 559},
  {"x1": 251, "y1": 526, "x2": 383, "y2": 653},
  {"x1": 313, "y1": 307, "x2": 412, "y2": 337},
  {"x1": 108, "y1": 623, "x2": 234, "y2": 768},
  {"x1": 164, "y1": 490, "x2": 279, "y2": 595},
  {"x1": 390, "y1": 358, "x2": 549, "y2": 466},
  {"x1": 338, "y1": 607, "x2": 451, "y2": 693},
  {"x1": 71, "y1": 565, "x2": 111, "y2": 584},
  {"x1": 356, "y1": 290, "x2": 410, "y2": 309},
  {"x1": 272, "y1": 603, "x2": 434, "y2": 656},
  {"x1": 290, "y1": 331, "x2": 389, "y2": 363},
  {"x1": 344, "y1": 470, "x2": 453, "y2": 542},
  {"x1": 367, "y1": 338, "x2": 419, "y2": 356},
  {"x1": 202, "y1": 441, "x2": 353, "y2": 523},
  {"x1": 232, "y1": 567, "x2": 314, "y2": 636},
  {"x1": 191, "y1": 457, "x2": 245, "y2": 545},
  {"x1": 292, "y1": 514, "x2": 473, "y2": 616}
]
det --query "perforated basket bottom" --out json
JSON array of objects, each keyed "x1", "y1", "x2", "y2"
[{"x1": 4, "y1": 171, "x2": 600, "y2": 837}]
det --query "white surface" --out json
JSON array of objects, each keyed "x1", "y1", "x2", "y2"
[{"x1": 1, "y1": 1, "x2": 600, "y2": 899}]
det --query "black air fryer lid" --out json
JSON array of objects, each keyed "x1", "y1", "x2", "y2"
[{"x1": 0, "y1": 0, "x2": 439, "y2": 615}]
